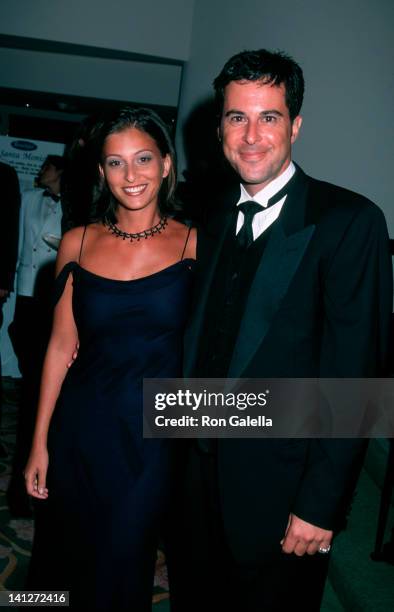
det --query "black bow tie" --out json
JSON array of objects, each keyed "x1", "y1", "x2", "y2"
[{"x1": 43, "y1": 189, "x2": 61, "y2": 203}]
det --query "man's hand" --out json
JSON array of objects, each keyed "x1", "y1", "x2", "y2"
[
  {"x1": 66, "y1": 342, "x2": 79, "y2": 368},
  {"x1": 280, "y1": 513, "x2": 333, "y2": 556},
  {"x1": 0, "y1": 289, "x2": 10, "y2": 299}
]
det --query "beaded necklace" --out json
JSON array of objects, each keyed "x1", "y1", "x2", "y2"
[{"x1": 105, "y1": 217, "x2": 168, "y2": 242}]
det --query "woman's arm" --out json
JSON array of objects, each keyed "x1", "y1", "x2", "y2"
[{"x1": 24, "y1": 227, "x2": 84, "y2": 499}]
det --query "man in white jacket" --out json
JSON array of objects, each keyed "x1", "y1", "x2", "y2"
[{"x1": 17, "y1": 157, "x2": 63, "y2": 297}]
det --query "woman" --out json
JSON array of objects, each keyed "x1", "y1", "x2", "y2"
[{"x1": 24, "y1": 107, "x2": 196, "y2": 611}]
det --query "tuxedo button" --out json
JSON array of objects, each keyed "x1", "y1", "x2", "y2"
[{"x1": 33, "y1": 248, "x2": 37, "y2": 252}]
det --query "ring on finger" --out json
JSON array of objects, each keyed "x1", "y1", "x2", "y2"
[{"x1": 318, "y1": 544, "x2": 331, "y2": 554}]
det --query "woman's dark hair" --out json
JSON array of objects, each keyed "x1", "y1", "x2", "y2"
[
  {"x1": 90, "y1": 107, "x2": 177, "y2": 223},
  {"x1": 213, "y1": 49, "x2": 304, "y2": 122}
]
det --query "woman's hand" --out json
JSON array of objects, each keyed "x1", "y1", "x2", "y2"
[{"x1": 24, "y1": 446, "x2": 49, "y2": 499}]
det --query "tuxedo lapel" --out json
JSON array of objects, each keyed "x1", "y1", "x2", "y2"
[
  {"x1": 228, "y1": 223, "x2": 315, "y2": 377},
  {"x1": 228, "y1": 168, "x2": 315, "y2": 377}
]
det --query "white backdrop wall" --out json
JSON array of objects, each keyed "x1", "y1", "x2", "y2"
[
  {"x1": 0, "y1": 0, "x2": 195, "y2": 60},
  {"x1": 176, "y1": 0, "x2": 394, "y2": 233}
]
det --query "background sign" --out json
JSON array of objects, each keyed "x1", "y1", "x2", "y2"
[{"x1": 0, "y1": 136, "x2": 64, "y2": 191}]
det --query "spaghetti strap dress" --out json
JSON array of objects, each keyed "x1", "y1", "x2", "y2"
[{"x1": 28, "y1": 238, "x2": 194, "y2": 611}]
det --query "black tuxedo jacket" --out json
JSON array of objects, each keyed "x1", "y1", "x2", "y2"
[
  {"x1": 184, "y1": 166, "x2": 393, "y2": 561},
  {"x1": 0, "y1": 161, "x2": 20, "y2": 292}
]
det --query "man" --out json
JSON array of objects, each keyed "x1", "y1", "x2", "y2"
[
  {"x1": 7, "y1": 155, "x2": 64, "y2": 516},
  {"x1": 0, "y1": 161, "x2": 20, "y2": 456},
  {"x1": 168, "y1": 50, "x2": 392, "y2": 611},
  {"x1": 11, "y1": 154, "x2": 64, "y2": 372}
]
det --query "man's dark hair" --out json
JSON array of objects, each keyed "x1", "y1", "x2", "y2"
[
  {"x1": 213, "y1": 49, "x2": 304, "y2": 121},
  {"x1": 44, "y1": 155, "x2": 65, "y2": 171}
]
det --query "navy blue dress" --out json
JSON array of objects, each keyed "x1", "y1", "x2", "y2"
[{"x1": 29, "y1": 257, "x2": 194, "y2": 611}]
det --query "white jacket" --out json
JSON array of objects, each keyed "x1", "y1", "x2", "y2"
[{"x1": 16, "y1": 189, "x2": 62, "y2": 297}]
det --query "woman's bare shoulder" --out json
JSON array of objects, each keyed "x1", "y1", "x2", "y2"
[
  {"x1": 167, "y1": 219, "x2": 196, "y2": 259},
  {"x1": 57, "y1": 224, "x2": 101, "y2": 272},
  {"x1": 60, "y1": 223, "x2": 103, "y2": 250},
  {"x1": 58, "y1": 226, "x2": 86, "y2": 260},
  {"x1": 184, "y1": 226, "x2": 197, "y2": 260},
  {"x1": 168, "y1": 218, "x2": 195, "y2": 234}
]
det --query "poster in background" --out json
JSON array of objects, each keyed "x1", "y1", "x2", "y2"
[{"x1": 0, "y1": 135, "x2": 64, "y2": 191}]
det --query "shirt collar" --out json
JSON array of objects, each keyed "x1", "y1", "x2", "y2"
[{"x1": 237, "y1": 161, "x2": 296, "y2": 208}]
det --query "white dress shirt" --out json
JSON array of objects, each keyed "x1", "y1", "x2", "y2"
[
  {"x1": 236, "y1": 162, "x2": 295, "y2": 240},
  {"x1": 16, "y1": 189, "x2": 62, "y2": 297}
]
